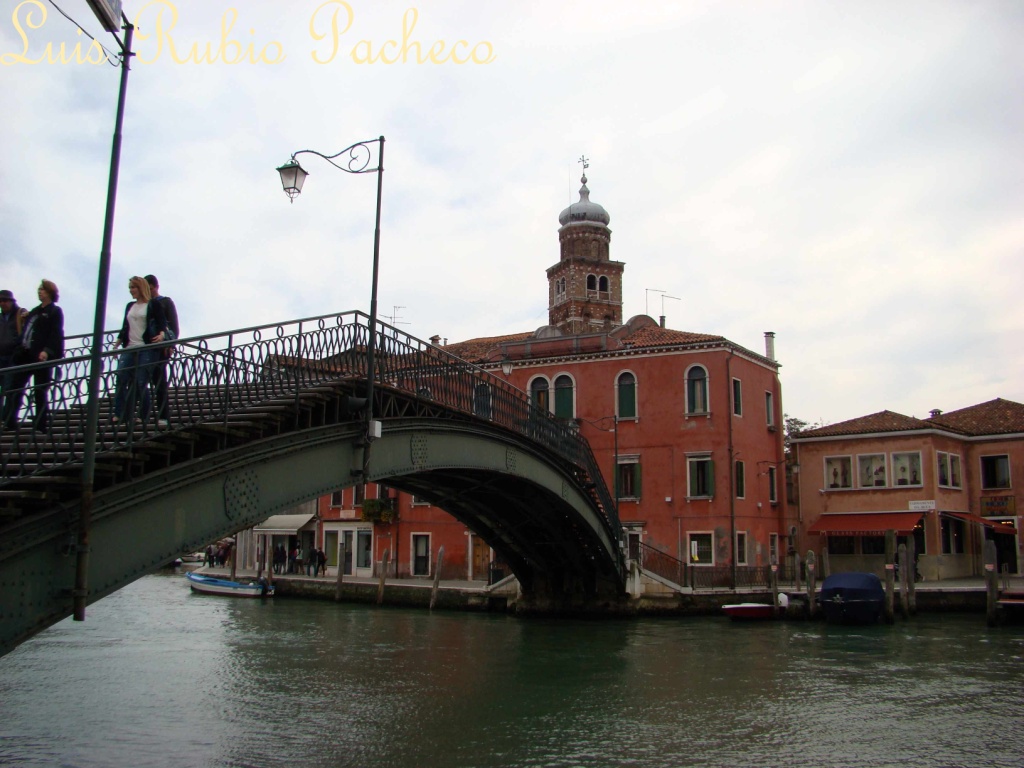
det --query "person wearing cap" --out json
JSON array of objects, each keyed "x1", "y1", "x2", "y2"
[
  {"x1": 144, "y1": 275, "x2": 178, "y2": 425},
  {"x1": 1, "y1": 280, "x2": 65, "y2": 431}
]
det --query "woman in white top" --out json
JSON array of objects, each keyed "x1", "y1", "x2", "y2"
[{"x1": 112, "y1": 276, "x2": 168, "y2": 424}]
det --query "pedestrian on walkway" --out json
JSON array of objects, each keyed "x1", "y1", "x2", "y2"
[
  {"x1": 0, "y1": 290, "x2": 27, "y2": 393},
  {"x1": 144, "y1": 275, "x2": 178, "y2": 425},
  {"x1": 112, "y1": 276, "x2": 167, "y2": 425},
  {"x1": 2, "y1": 280, "x2": 64, "y2": 432}
]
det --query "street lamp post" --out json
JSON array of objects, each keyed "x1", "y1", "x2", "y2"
[
  {"x1": 76, "y1": 12, "x2": 135, "y2": 623},
  {"x1": 277, "y1": 137, "x2": 385, "y2": 455}
]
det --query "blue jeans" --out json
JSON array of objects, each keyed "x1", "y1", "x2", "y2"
[{"x1": 114, "y1": 347, "x2": 161, "y2": 421}]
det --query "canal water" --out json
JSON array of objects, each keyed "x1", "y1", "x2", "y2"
[{"x1": 1, "y1": 572, "x2": 1022, "y2": 768}]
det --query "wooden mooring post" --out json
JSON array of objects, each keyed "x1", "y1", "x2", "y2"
[
  {"x1": 334, "y1": 543, "x2": 346, "y2": 602},
  {"x1": 897, "y1": 543, "x2": 910, "y2": 618},
  {"x1": 985, "y1": 540, "x2": 999, "y2": 626},
  {"x1": 430, "y1": 546, "x2": 445, "y2": 610},
  {"x1": 884, "y1": 530, "x2": 895, "y2": 623},
  {"x1": 805, "y1": 550, "x2": 817, "y2": 617},
  {"x1": 906, "y1": 536, "x2": 917, "y2": 615},
  {"x1": 376, "y1": 549, "x2": 390, "y2": 605}
]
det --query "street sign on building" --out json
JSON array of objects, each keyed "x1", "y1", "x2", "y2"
[
  {"x1": 909, "y1": 500, "x2": 936, "y2": 512},
  {"x1": 86, "y1": 0, "x2": 122, "y2": 33},
  {"x1": 980, "y1": 496, "x2": 1016, "y2": 516}
]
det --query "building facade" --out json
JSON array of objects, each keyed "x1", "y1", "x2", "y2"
[
  {"x1": 287, "y1": 175, "x2": 792, "y2": 585},
  {"x1": 792, "y1": 399, "x2": 1024, "y2": 579}
]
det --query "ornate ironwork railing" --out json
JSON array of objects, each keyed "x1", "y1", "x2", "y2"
[
  {"x1": 638, "y1": 542, "x2": 783, "y2": 590},
  {"x1": 0, "y1": 312, "x2": 620, "y2": 537}
]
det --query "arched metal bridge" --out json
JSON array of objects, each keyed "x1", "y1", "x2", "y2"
[{"x1": 0, "y1": 312, "x2": 626, "y2": 656}]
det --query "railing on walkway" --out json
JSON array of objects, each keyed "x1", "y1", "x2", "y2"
[
  {"x1": 638, "y1": 541, "x2": 795, "y2": 590},
  {"x1": 0, "y1": 312, "x2": 620, "y2": 536}
]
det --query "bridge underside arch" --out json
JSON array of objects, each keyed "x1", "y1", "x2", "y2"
[{"x1": 1, "y1": 419, "x2": 623, "y2": 654}]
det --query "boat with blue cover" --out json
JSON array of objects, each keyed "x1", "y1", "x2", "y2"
[
  {"x1": 818, "y1": 572, "x2": 884, "y2": 624},
  {"x1": 186, "y1": 571, "x2": 274, "y2": 597}
]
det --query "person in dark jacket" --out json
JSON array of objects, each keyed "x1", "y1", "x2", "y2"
[
  {"x1": 2, "y1": 280, "x2": 65, "y2": 431},
  {"x1": 0, "y1": 289, "x2": 28, "y2": 397},
  {"x1": 111, "y1": 276, "x2": 167, "y2": 424},
  {"x1": 144, "y1": 275, "x2": 178, "y2": 424}
]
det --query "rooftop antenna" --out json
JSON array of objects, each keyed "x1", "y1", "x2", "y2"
[
  {"x1": 645, "y1": 288, "x2": 666, "y2": 317},
  {"x1": 383, "y1": 305, "x2": 410, "y2": 334},
  {"x1": 660, "y1": 295, "x2": 680, "y2": 328}
]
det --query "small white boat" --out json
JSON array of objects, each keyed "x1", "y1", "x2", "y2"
[{"x1": 186, "y1": 571, "x2": 274, "y2": 598}]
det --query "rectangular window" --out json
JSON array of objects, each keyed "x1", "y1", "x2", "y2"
[
  {"x1": 688, "y1": 455, "x2": 715, "y2": 498},
  {"x1": 735, "y1": 460, "x2": 745, "y2": 499},
  {"x1": 768, "y1": 466, "x2": 777, "y2": 503},
  {"x1": 735, "y1": 531, "x2": 748, "y2": 565},
  {"x1": 769, "y1": 533, "x2": 779, "y2": 565},
  {"x1": 827, "y1": 536, "x2": 856, "y2": 555},
  {"x1": 950, "y1": 454, "x2": 962, "y2": 488},
  {"x1": 330, "y1": 490, "x2": 343, "y2": 507},
  {"x1": 356, "y1": 529, "x2": 373, "y2": 568},
  {"x1": 862, "y1": 536, "x2": 886, "y2": 555},
  {"x1": 354, "y1": 484, "x2": 365, "y2": 505},
  {"x1": 941, "y1": 516, "x2": 965, "y2": 554},
  {"x1": 732, "y1": 378, "x2": 742, "y2": 416},
  {"x1": 411, "y1": 494, "x2": 430, "y2": 506},
  {"x1": 617, "y1": 456, "x2": 642, "y2": 500},
  {"x1": 858, "y1": 454, "x2": 887, "y2": 488},
  {"x1": 689, "y1": 532, "x2": 713, "y2": 565},
  {"x1": 411, "y1": 534, "x2": 430, "y2": 577},
  {"x1": 892, "y1": 452, "x2": 923, "y2": 487},
  {"x1": 765, "y1": 391, "x2": 775, "y2": 427},
  {"x1": 937, "y1": 452, "x2": 950, "y2": 487},
  {"x1": 981, "y1": 455, "x2": 1011, "y2": 489},
  {"x1": 825, "y1": 456, "x2": 853, "y2": 489}
]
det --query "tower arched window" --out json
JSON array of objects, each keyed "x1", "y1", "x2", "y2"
[
  {"x1": 530, "y1": 377, "x2": 550, "y2": 413},
  {"x1": 599, "y1": 276, "x2": 609, "y2": 292},
  {"x1": 554, "y1": 374, "x2": 575, "y2": 419},
  {"x1": 686, "y1": 365, "x2": 709, "y2": 415},
  {"x1": 587, "y1": 274, "x2": 597, "y2": 291},
  {"x1": 617, "y1": 372, "x2": 636, "y2": 419}
]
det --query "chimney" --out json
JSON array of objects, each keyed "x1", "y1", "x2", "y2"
[
  {"x1": 929, "y1": 409, "x2": 942, "y2": 418},
  {"x1": 659, "y1": 315, "x2": 666, "y2": 328},
  {"x1": 429, "y1": 335, "x2": 441, "y2": 346},
  {"x1": 764, "y1": 331, "x2": 776, "y2": 361}
]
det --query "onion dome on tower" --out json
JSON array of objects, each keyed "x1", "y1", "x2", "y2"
[{"x1": 547, "y1": 165, "x2": 624, "y2": 335}]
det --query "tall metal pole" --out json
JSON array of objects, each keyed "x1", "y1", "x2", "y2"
[
  {"x1": 364, "y1": 136, "x2": 385, "y2": 445},
  {"x1": 75, "y1": 17, "x2": 134, "y2": 622}
]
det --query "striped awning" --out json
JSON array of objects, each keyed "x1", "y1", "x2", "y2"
[
  {"x1": 253, "y1": 513, "x2": 317, "y2": 535},
  {"x1": 807, "y1": 511, "x2": 923, "y2": 536}
]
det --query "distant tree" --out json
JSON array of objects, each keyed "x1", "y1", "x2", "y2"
[{"x1": 784, "y1": 413, "x2": 823, "y2": 454}]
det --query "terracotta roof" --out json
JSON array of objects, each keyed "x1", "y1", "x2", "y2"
[
  {"x1": 928, "y1": 398, "x2": 1024, "y2": 436},
  {"x1": 797, "y1": 410, "x2": 935, "y2": 439},
  {"x1": 618, "y1": 325, "x2": 724, "y2": 348},
  {"x1": 441, "y1": 332, "x2": 533, "y2": 364}
]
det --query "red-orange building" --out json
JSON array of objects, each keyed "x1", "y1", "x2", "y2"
[
  {"x1": 792, "y1": 399, "x2": 1023, "y2": 579},
  {"x1": 306, "y1": 175, "x2": 793, "y2": 584}
]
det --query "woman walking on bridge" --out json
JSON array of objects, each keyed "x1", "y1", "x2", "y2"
[{"x1": 111, "y1": 276, "x2": 168, "y2": 425}]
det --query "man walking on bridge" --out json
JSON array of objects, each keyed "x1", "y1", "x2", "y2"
[{"x1": 145, "y1": 275, "x2": 179, "y2": 426}]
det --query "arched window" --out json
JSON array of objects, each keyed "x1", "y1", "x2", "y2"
[
  {"x1": 554, "y1": 374, "x2": 575, "y2": 419},
  {"x1": 617, "y1": 372, "x2": 636, "y2": 419},
  {"x1": 686, "y1": 365, "x2": 708, "y2": 414},
  {"x1": 599, "y1": 275, "x2": 609, "y2": 292},
  {"x1": 587, "y1": 274, "x2": 597, "y2": 291},
  {"x1": 530, "y1": 377, "x2": 550, "y2": 413}
]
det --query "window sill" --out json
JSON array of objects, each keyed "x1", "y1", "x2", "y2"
[
  {"x1": 685, "y1": 412, "x2": 711, "y2": 419},
  {"x1": 686, "y1": 495, "x2": 714, "y2": 502}
]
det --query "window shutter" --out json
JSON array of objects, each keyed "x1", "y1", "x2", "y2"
[
  {"x1": 707, "y1": 460, "x2": 715, "y2": 497},
  {"x1": 635, "y1": 463, "x2": 642, "y2": 498}
]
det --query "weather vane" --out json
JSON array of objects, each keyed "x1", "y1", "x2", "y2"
[{"x1": 578, "y1": 154, "x2": 589, "y2": 171}]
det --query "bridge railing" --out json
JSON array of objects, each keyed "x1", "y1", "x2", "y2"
[{"x1": 0, "y1": 312, "x2": 621, "y2": 540}]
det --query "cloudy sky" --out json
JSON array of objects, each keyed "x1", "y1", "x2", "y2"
[{"x1": 2, "y1": 0, "x2": 1022, "y2": 425}]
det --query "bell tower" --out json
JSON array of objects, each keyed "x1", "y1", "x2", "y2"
[{"x1": 547, "y1": 159, "x2": 624, "y2": 334}]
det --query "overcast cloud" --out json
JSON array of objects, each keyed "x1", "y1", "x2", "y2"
[{"x1": 1, "y1": 0, "x2": 1022, "y2": 425}]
